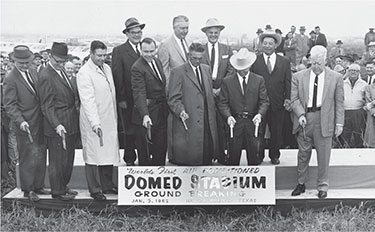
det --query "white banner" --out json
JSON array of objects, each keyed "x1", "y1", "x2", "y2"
[{"x1": 118, "y1": 166, "x2": 275, "y2": 205}]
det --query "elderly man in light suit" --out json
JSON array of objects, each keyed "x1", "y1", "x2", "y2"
[{"x1": 290, "y1": 45, "x2": 344, "y2": 199}]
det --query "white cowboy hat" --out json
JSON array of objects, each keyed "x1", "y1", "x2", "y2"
[
  {"x1": 230, "y1": 48, "x2": 257, "y2": 70},
  {"x1": 259, "y1": 29, "x2": 282, "y2": 47},
  {"x1": 201, "y1": 18, "x2": 225, "y2": 32}
]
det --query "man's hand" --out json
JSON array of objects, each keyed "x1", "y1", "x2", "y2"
[
  {"x1": 364, "y1": 102, "x2": 373, "y2": 111},
  {"x1": 118, "y1": 101, "x2": 127, "y2": 109},
  {"x1": 213, "y1": 88, "x2": 221, "y2": 97},
  {"x1": 180, "y1": 110, "x2": 189, "y2": 121},
  {"x1": 284, "y1": 99, "x2": 292, "y2": 111},
  {"x1": 252, "y1": 113, "x2": 262, "y2": 125},
  {"x1": 227, "y1": 116, "x2": 236, "y2": 127},
  {"x1": 142, "y1": 115, "x2": 152, "y2": 128},
  {"x1": 20, "y1": 121, "x2": 29, "y2": 132},
  {"x1": 335, "y1": 125, "x2": 343, "y2": 137},
  {"x1": 298, "y1": 115, "x2": 307, "y2": 128},
  {"x1": 92, "y1": 124, "x2": 102, "y2": 136},
  {"x1": 55, "y1": 124, "x2": 67, "y2": 137}
]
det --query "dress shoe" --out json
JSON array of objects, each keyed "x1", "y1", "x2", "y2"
[
  {"x1": 291, "y1": 184, "x2": 306, "y2": 196},
  {"x1": 318, "y1": 191, "x2": 327, "y2": 199},
  {"x1": 52, "y1": 193, "x2": 76, "y2": 201},
  {"x1": 24, "y1": 191, "x2": 40, "y2": 202},
  {"x1": 66, "y1": 188, "x2": 78, "y2": 196},
  {"x1": 90, "y1": 192, "x2": 107, "y2": 201},
  {"x1": 103, "y1": 187, "x2": 118, "y2": 195},
  {"x1": 126, "y1": 162, "x2": 135, "y2": 166},
  {"x1": 271, "y1": 158, "x2": 280, "y2": 165},
  {"x1": 34, "y1": 189, "x2": 51, "y2": 195}
]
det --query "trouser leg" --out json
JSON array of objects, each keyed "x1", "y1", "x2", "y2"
[{"x1": 85, "y1": 164, "x2": 101, "y2": 194}]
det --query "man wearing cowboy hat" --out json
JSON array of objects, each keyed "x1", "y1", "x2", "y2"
[
  {"x1": 251, "y1": 29, "x2": 292, "y2": 165},
  {"x1": 201, "y1": 18, "x2": 234, "y2": 164},
  {"x1": 38, "y1": 42, "x2": 79, "y2": 201},
  {"x1": 364, "y1": 28, "x2": 375, "y2": 51},
  {"x1": 218, "y1": 48, "x2": 269, "y2": 165},
  {"x1": 3, "y1": 45, "x2": 49, "y2": 202},
  {"x1": 112, "y1": 17, "x2": 145, "y2": 166},
  {"x1": 253, "y1": 28, "x2": 264, "y2": 55},
  {"x1": 295, "y1": 26, "x2": 309, "y2": 65}
]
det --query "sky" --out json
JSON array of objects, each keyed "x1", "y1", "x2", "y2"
[{"x1": 1, "y1": 0, "x2": 375, "y2": 39}]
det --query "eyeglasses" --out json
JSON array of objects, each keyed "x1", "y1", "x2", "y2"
[
  {"x1": 129, "y1": 30, "x2": 142, "y2": 36},
  {"x1": 348, "y1": 69, "x2": 360, "y2": 72},
  {"x1": 51, "y1": 55, "x2": 66, "y2": 64}
]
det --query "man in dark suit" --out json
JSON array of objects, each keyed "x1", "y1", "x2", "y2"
[
  {"x1": 38, "y1": 42, "x2": 79, "y2": 201},
  {"x1": 200, "y1": 18, "x2": 234, "y2": 164},
  {"x1": 131, "y1": 38, "x2": 169, "y2": 166},
  {"x1": 3, "y1": 45, "x2": 49, "y2": 202},
  {"x1": 290, "y1": 45, "x2": 344, "y2": 199},
  {"x1": 112, "y1": 17, "x2": 145, "y2": 166},
  {"x1": 251, "y1": 30, "x2": 292, "y2": 165},
  {"x1": 314, "y1": 26, "x2": 327, "y2": 48},
  {"x1": 218, "y1": 48, "x2": 269, "y2": 165}
]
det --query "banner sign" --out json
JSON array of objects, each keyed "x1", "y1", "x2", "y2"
[{"x1": 118, "y1": 166, "x2": 275, "y2": 205}]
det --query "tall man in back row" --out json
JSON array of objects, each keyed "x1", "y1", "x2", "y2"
[
  {"x1": 251, "y1": 30, "x2": 292, "y2": 165},
  {"x1": 290, "y1": 45, "x2": 344, "y2": 199},
  {"x1": 112, "y1": 17, "x2": 145, "y2": 166}
]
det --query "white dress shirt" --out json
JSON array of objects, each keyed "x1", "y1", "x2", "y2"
[
  {"x1": 263, "y1": 52, "x2": 276, "y2": 71},
  {"x1": 16, "y1": 68, "x2": 35, "y2": 93},
  {"x1": 208, "y1": 42, "x2": 219, "y2": 80},
  {"x1": 307, "y1": 70, "x2": 325, "y2": 108},
  {"x1": 129, "y1": 41, "x2": 140, "y2": 54},
  {"x1": 189, "y1": 62, "x2": 202, "y2": 84},
  {"x1": 237, "y1": 72, "x2": 249, "y2": 94},
  {"x1": 148, "y1": 60, "x2": 163, "y2": 81},
  {"x1": 173, "y1": 34, "x2": 188, "y2": 57},
  {"x1": 49, "y1": 62, "x2": 72, "y2": 89}
]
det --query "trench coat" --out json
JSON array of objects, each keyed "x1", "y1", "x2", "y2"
[
  {"x1": 364, "y1": 83, "x2": 375, "y2": 147},
  {"x1": 168, "y1": 63, "x2": 218, "y2": 165},
  {"x1": 77, "y1": 59, "x2": 120, "y2": 165}
]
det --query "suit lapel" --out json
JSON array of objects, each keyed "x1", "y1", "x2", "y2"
[
  {"x1": 303, "y1": 70, "x2": 310, "y2": 107},
  {"x1": 233, "y1": 73, "x2": 244, "y2": 95},
  {"x1": 14, "y1": 69, "x2": 36, "y2": 96},
  {"x1": 186, "y1": 64, "x2": 202, "y2": 92},
  {"x1": 142, "y1": 58, "x2": 163, "y2": 84},
  {"x1": 50, "y1": 65, "x2": 73, "y2": 92},
  {"x1": 322, "y1": 68, "x2": 330, "y2": 103},
  {"x1": 272, "y1": 55, "x2": 280, "y2": 74},
  {"x1": 125, "y1": 40, "x2": 139, "y2": 60},
  {"x1": 203, "y1": 43, "x2": 210, "y2": 64},
  {"x1": 172, "y1": 37, "x2": 187, "y2": 62}
]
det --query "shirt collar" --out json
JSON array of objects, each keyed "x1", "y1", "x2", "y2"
[
  {"x1": 237, "y1": 71, "x2": 250, "y2": 81},
  {"x1": 310, "y1": 69, "x2": 326, "y2": 79}
]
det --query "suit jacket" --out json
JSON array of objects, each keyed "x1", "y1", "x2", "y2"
[
  {"x1": 218, "y1": 72, "x2": 269, "y2": 119},
  {"x1": 111, "y1": 40, "x2": 140, "y2": 104},
  {"x1": 201, "y1": 42, "x2": 234, "y2": 89},
  {"x1": 3, "y1": 68, "x2": 43, "y2": 136},
  {"x1": 37, "y1": 64, "x2": 79, "y2": 137},
  {"x1": 158, "y1": 35, "x2": 190, "y2": 88},
  {"x1": 168, "y1": 63, "x2": 218, "y2": 165},
  {"x1": 295, "y1": 34, "x2": 309, "y2": 59},
  {"x1": 315, "y1": 33, "x2": 327, "y2": 47},
  {"x1": 252, "y1": 37, "x2": 262, "y2": 55},
  {"x1": 291, "y1": 68, "x2": 344, "y2": 137},
  {"x1": 131, "y1": 57, "x2": 168, "y2": 126},
  {"x1": 251, "y1": 54, "x2": 292, "y2": 111}
]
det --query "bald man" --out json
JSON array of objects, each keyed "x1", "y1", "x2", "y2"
[{"x1": 290, "y1": 45, "x2": 344, "y2": 199}]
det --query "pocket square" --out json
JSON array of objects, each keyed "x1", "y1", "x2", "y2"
[{"x1": 222, "y1": 55, "x2": 229, "y2": 59}]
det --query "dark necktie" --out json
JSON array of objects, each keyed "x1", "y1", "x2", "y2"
[
  {"x1": 312, "y1": 75, "x2": 319, "y2": 108},
  {"x1": 181, "y1": 39, "x2": 188, "y2": 60},
  {"x1": 151, "y1": 61, "x2": 162, "y2": 82},
  {"x1": 267, "y1": 56, "x2": 272, "y2": 74},
  {"x1": 136, "y1": 45, "x2": 140, "y2": 56},
  {"x1": 61, "y1": 71, "x2": 72, "y2": 89},
  {"x1": 24, "y1": 71, "x2": 36, "y2": 92},
  {"x1": 242, "y1": 76, "x2": 247, "y2": 95},
  {"x1": 210, "y1": 43, "x2": 215, "y2": 70},
  {"x1": 195, "y1": 67, "x2": 202, "y2": 88}
]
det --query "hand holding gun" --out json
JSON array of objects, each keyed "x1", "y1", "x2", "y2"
[
  {"x1": 61, "y1": 132, "x2": 66, "y2": 150},
  {"x1": 97, "y1": 128, "x2": 103, "y2": 147},
  {"x1": 25, "y1": 127, "x2": 34, "y2": 143},
  {"x1": 180, "y1": 111, "x2": 189, "y2": 131},
  {"x1": 146, "y1": 121, "x2": 152, "y2": 141}
]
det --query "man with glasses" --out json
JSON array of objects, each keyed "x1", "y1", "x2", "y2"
[
  {"x1": 38, "y1": 42, "x2": 79, "y2": 201},
  {"x1": 112, "y1": 17, "x2": 145, "y2": 166},
  {"x1": 340, "y1": 63, "x2": 367, "y2": 148},
  {"x1": 168, "y1": 43, "x2": 218, "y2": 165},
  {"x1": 290, "y1": 45, "x2": 344, "y2": 199}
]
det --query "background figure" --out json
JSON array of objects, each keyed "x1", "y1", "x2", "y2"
[
  {"x1": 361, "y1": 41, "x2": 375, "y2": 65},
  {"x1": 112, "y1": 17, "x2": 145, "y2": 166},
  {"x1": 314, "y1": 26, "x2": 327, "y2": 47},
  {"x1": 340, "y1": 64, "x2": 367, "y2": 148},
  {"x1": 284, "y1": 32, "x2": 297, "y2": 70},
  {"x1": 200, "y1": 18, "x2": 234, "y2": 164},
  {"x1": 308, "y1": 31, "x2": 317, "y2": 54},
  {"x1": 253, "y1": 28, "x2": 263, "y2": 55},
  {"x1": 168, "y1": 43, "x2": 218, "y2": 165},
  {"x1": 364, "y1": 28, "x2": 375, "y2": 51},
  {"x1": 363, "y1": 61, "x2": 375, "y2": 85},
  {"x1": 290, "y1": 45, "x2": 344, "y2": 199},
  {"x1": 364, "y1": 81, "x2": 375, "y2": 147},
  {"x1": 218, "y1": 48, "x2": 269, "y2": 165},
  {"x1": 131, "y1": 38, "x2": 168, "y2": 166},
  {"x1": 64, "y1": 61, "x2": 75, "y2": 79},
  {"x1": 329, "y1": 40, "x2": 345, "y2": 68},
  {"x1": 295, "y1": 26, "x2": 309, "y2": 65},
  {"x1": 77, "y1": 41, "x2": 119, "y2": 201},
  {"x1": 275, "y1": 29, "x2": 285, "y2": 56}
]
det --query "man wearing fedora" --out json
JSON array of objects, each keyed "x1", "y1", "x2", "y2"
[
  {"x1": 168, "y1": 43, "x2": 218, "y2": 165},
  {"x1": 251, "y1": 29, "x2": 292, "y2": 165},
  {"x1": 329, "y1": 40, "x2": 345, "y2": 68},
  {"x1": 253, "y1": 28, "x2": 264, "y2": 55},
  {"x1": 364, "y1": 28, "x2": 375, "y2": 52},
  {"x1": 201, "y1": 18, "x2": 234, "y2": 164},
  {"x1": 218, "y1": 48, "x2": 269, "y2": 165},
  {"x1": 295, "y1": 26, "x2": 309, "y2": 65},
  {"x1": 314, "y1": 26, "x2": 327, "y2": 48},
  {"x1": 112, "y1": 17, "x2": 145, "y2": 166},
  {"x1": 3, "y1": 45, "x2": 49, "y2": 202},
  {"x1": 38, "y1": 42, "x2": 79, "y2": 201}
]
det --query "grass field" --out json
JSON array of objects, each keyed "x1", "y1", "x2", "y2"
[{"x1": 1, "y1": 201, "x2": 375, "y2": 231}]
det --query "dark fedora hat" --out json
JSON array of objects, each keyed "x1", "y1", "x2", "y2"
[
  {"x1": 122, "y1": 17, "x2": 145, "y2": 34},
  {"x1": 336, "y1": 40, "x2": 343, "y2": 45},
  {"x1": 34, "y1": 52, "x2": 42, "y2": 59},
  {"x1": 51, "y1": 42, "x2": 68, "y2": 59},
  {"x1": 10, "y1": 45, "x2": 34, "y2": 62}
]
